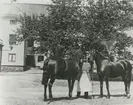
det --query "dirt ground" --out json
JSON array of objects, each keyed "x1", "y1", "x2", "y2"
[{"x1": 0, "y1": 68, "x2": 133, "y2": 105}]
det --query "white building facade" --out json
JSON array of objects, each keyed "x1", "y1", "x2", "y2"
[{"x1": 0, "y1": 3, "x2": 48, "y2": 71}]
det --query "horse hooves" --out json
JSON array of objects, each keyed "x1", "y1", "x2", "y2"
[
  {"x1": 49, "y1": 95, "x2": 53, "y2": 99},
  {"x1": 44, "y1": 98, "x2": 47, "y2": 101},
  {"x1": 69, "y1": 95, "x2": 72, "y2": 99},
  {"x1": 124, "y1": 93, "x2": 127, "y2": 96},
  {"x1": 127, "y1": 94, "x2": 130, "y2": 99},
  {"x1": 106, "y1": 96, "x2": 110, "y2": 99},
  {"x1": 76, "y1": 92, "x2": 81, "y2": 98},
  {"x1": 99, "y1": 95, "x2": 103, "y2": 98}
]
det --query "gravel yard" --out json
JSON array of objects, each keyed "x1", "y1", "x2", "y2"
[{"x1": 0, "y1": 69, "x2": 133, "y2": 105}]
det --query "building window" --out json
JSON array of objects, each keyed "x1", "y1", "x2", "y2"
[
  {"x1": 9, "y1": 34, "x2": 17, "y2": 45},
  {"x1": 38, "y1": 55, "x2": 44, "y2": 62},
  {"x1": 8, "y1": 53, "x2": 16, "y2": 62},
  {"x1": 10, "y1": 19, "x2": 17, "y2": 24},
  {"x1": 0, "y1": 50, "x2": 2, "y2": 61},
  {"x1": 27, "y1": 39, "x2": 34, "y2": 47}
]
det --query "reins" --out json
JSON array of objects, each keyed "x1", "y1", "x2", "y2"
[{"x1": 96, "y1": 51, "x2": 111, "y2": 61}]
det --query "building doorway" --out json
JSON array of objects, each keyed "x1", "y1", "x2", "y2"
[{"x1": 26, "y1": 55, "x2": 35, "y2": 67}]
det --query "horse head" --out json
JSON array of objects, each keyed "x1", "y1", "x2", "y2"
[{"x1": 89, "y1": 49, "x2": 96, "y2": 62}]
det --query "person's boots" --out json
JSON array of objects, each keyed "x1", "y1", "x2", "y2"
[
  {"x1": 77, "y1": 92, "x2": 81, "y2": 97},
  {"x1": 84, "y1": 92, "x2": 88, "y2": 99}
]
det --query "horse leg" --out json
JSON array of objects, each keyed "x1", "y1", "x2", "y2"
[
  {"x1": 122, "y1": 76, "x2": 127, "y2": 96},
  {"x1": 68, "y1": 78, "x2": 72, "y2": 98},
  {"x1": 105, "y1": 76, "x2": 110, "y2": 99},
  {"x1": 48, "y1": 76, "x2": 55, "y2": 99},
  {"x1": 77, "y1": 71, "x2": 82, "y2": 97},
  {"x1": 100, "y1": 79, "x2": 104, "y2": 98},
  {"x1": 99, "y1": 74, "x2": 104, "y2": 98},
  {"x1": 127, "y1": 81, "x2": 131, "y2": 98},
  {"x1": 71, "y1": 78, "x2": 76, "y2": 98},
  {"x1": 126, "y1": 74, "x2": 131, "y2": 99},
  {"x1": 43, "y1": 73, "x2": 49, "y2": 101},
  {"x1": 44, "y1": 84, "x2": 48, "y2": 101}
]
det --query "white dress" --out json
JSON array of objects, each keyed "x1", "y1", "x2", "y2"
[{"x1": 77, "y1": 62, "x2": 92, "y2": 93}]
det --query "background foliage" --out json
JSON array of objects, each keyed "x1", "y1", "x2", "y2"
[{"x1": 16, "y1": 0, "x2": 133, "y2": 60}]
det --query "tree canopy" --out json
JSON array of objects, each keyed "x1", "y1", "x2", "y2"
[{"x1": 16, "y1": 0, "x2": 133, "y2": 60}]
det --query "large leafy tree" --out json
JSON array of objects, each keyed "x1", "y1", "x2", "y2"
[
  {"x1": 81, "y1": 0, "x2": 133, "y2": 60},
  {"x1": 16, "y1": 0, "x2": 133, "y2": 60},
  {"x1": 17, "y1": 0, "x2": 84, "y2": 57}
]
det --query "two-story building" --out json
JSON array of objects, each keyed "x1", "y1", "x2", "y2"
[{"x1": 0, "y1": 2, "x2": 48, "y2": 71}]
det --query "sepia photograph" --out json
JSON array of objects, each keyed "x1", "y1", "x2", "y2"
[{"x1": 0, "y1": 0, "x2": 133, "y2": 105}]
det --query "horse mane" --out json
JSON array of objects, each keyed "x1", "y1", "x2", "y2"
[
  {"x1": 49, "y1": 55, "x2": 58, "y2": 60},
  {"x1": 96, "y1": 51, "x2": 108, "y2": 59},
  {"x1": 49, "y1": 55, "x2": 64, "y2": 62}
]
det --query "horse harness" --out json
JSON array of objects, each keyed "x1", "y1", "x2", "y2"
[
  {"x1": 98, "y1": 52, "x2": 127, "y2": 73},
  {"x1": 64, "y1": 59, "x2": 68, "y2": 72},
  {"x1": 46, "y1": 58, "x2": 69, "y2": 73}
]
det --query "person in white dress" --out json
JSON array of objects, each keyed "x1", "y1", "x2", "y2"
[{"x1": 77, "y1": 57, "x2": 93, "y2": 99}]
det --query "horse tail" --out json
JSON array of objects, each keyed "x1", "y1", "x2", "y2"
[
  {"x1": 119, "y1": 60, "x2": 127, "y2": 71},
  {"x1": 42, "y1": 58, "x2": 50, "y2": 85},
  {"x1": 43, "y1": 58, "x2": 49, "y2": 71},
  {"x1": 42, "y1": 58, "x2": 58, "y2": 85},
  {"x1": 42, "y1": 69, "x2": 49, "y2": 85},
  {"x1": 124, "y1": 60, "x2": 132, "y2": 82},
  {"x1": 125, "y1": 60, "x2": 132, "y2": 72}
]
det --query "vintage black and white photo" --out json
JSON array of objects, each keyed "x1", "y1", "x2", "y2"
[{"x1": 0, "y1": 0, "x2": 133, "y2": 105}]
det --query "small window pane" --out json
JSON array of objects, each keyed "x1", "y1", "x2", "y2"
[
  {"x1": 38, "y1": 56, "x2": 44, "y2": 62},
  {"x1": 8, "y1": 53, "x2": 16, "y2": 62},
  {"x1": 12, "y1": 54, "x2": 16, "y2": 61},
  {"x1": 10, "y1": 19, "x2": 16, "y2": 24},
  {"x1": 0, "y1": 50, "x2": 2, "y2": 60},
  {"x1": 9, "y1": 34, "x2": 17, "y2": 45},
  {"x1": 27, "y1": 39, "x2": 34, "y2": 47}
]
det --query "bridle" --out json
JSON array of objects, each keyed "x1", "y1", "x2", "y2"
[{"x1": 90, "y1": 49, "x2": 111, "y2": 62}]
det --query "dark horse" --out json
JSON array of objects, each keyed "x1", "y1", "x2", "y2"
[
  {"x1": 42, "y1": 52, "x2": 82, "y2": 101},
  {"x1": 90, "y1": 50, "x2": 132, "y2": 99}
]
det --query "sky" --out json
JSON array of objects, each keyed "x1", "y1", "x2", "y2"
[{"x1": 0, "y1": 0, "x2": 52, "y2": 4}]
